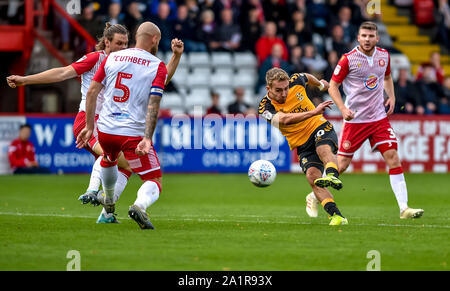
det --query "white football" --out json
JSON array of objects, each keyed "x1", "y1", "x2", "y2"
[{"x1": 248, "y1": 160, "x2": 277, "y2": 187}]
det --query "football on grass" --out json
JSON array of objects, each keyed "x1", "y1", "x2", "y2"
[{"x1": 248, "y1": 160, "x2": 277, "y2": 187}]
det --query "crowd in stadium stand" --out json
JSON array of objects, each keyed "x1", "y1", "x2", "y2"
[{"x1": 1, "y1": 0, "x2": 449, "y2": 114}]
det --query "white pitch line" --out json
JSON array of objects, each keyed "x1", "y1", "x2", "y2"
[{"x1": 0, "y1": 211, "x2": 449, "y2": 229}]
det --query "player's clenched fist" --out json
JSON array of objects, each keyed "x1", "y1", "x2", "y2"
[
  {"x1": 6, "y1": 75, "x2": 26, "y2": 88},
  {"x1": 171, "y1": 38, "x2": 184, "y2": 55},
  {"x1": 136, "y1": 137, "x2": 152, "y2": 156}
]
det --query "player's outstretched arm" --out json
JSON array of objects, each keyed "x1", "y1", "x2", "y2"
[
  {"x1": 76, "y1": 81, "x2": 103, "y2": 149},
  {"x1": 165, "y1": 38, "x2": 184, "y2": 85},
  {"x1": 136, "y1": 93, "x2": 162, "y2": 156},
  {"x1": 328, "y1": 80, "x2": 354, "y2": 121},
  {"x1": 273, "y1": 100, "x2": 333, "y2": 126},
  {"x1": 6, "y1": 66, "x2": 78, "y2": 88},
  {"x1": 384, "y1": 74, "x2": 396, "y2": 116}
]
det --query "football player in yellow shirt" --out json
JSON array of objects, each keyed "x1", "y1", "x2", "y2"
[{"x1": 258, "y1": 68, "x2": 347, "y2": 225}]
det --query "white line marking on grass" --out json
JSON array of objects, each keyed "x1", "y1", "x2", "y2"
[{"x1": 0, "y1": 211, "x2": 448, "y2": 229}]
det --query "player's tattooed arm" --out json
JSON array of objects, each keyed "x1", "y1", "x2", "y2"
[
  {"x1": 136, "y1": 94, "x2": 162, "y2": 156},
  {"x1": 144, "y1": 94, "x2": 162, "y2": 139}
]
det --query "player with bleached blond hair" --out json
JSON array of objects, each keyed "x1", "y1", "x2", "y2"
[{"x1": 259, "y1": 67, "x2": 348, "y2": 226}]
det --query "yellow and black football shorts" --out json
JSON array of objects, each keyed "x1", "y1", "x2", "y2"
[{"x1": 297, "y1": 121, "x2": 338, "y2": 173}]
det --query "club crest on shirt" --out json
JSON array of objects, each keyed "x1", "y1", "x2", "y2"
[
  {"x1": 364, "y1": 74, "x2": 378, "y2": 90},
  {"x1": 296, "y1": 92, "x2": 304, "y2": 102},
  {"x1": 379, "y1": 59, "x2": 385, "y2": 67},
  {"x1": 342, "y1": 140, "x2": 351, "y2": 150}
]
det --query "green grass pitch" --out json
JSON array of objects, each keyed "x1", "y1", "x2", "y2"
[{"x1": 0, "y1": 173, "x2": 449, "y2": 271}]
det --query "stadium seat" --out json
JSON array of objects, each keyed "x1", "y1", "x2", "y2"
[
  {"x1": 210, "y1": 71, "x2": 233, "y2": 88},
  {"x1": 186, "y1": 71, "x2": 210, "y2": 87},
  {"x1": 232, "y1": 71, "x2": 256, "y2": 88},
  {"x1": 189, "y1": 87, "x2": 211, "y2": 100},
  {"x1": 171, "y1": 67, "x2": 189, "y2": 88},
  {"x1": 185, "y1": 93, "x2": 211, "y2": 115},
  {"x1": 160, "y1": 93, "x2": 183, "y2": 109},
  {"x1": 211, "y1": 52, "x2": 233, "y2": 68},
  {"x1": 187, "y1": 52, "x2": 211, "y2": 68},
  {"x1": 233, "y1": 52, "x2": 257, "y2": 69}
]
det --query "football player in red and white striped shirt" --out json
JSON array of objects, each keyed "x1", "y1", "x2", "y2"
[
  {"x1": 327, "y1": 21, "x2": 423, "y2": 219},
  {"x1": 76, "y1": 22, "x2": 176, "y2": 229},
  {"x1": 6, "y1": 24, "x2": 131, "y2": 224},
  {"x1": 6, "y1": 23, "x2": 185, "y2": 224}
]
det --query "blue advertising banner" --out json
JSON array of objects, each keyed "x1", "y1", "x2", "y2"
[
  {"x1": 153, "y1": 115, "x2": 291, "y2": 173},
  {"x1": 26, "y1": 116, "x2": 95, "y2": 174},
  {"x1": 14, "y1": 115, "x2": 290, "y2": 174}
]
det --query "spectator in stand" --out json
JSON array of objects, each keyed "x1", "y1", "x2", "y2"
[
  {"x1": 394, "y1": 68, "x2": 424, "y2": 114},
  {"x1": 306, "y1": 0, "x2": 331, "y2": 35},
  {"x1": 257, "y1": 43, "x2": 291, "y2": 93},
  {"x1": 196, "y1": 9, "x2": 218, "y2": 51},
  {"x1": 262, "y1": 0, "x2": 289, "y2": 36},
  {"x1": 416, "y1": 51, "x2": 445, "y2": 85},
  {"x1": 439, "y1": 76, "x2": 450, "y2": 114},
  {"x1": 199, "y1": 0, "x2": 228, "y2": 24},
  {"x1": 124, "y1": 1, "x2": 144, "y2": 47},
  {"x1": 209, "y1": 8, "x2": 242, "y2": 51},
  {"x1": 206, "y1": 91, "x2": 222, "y2": 115},
  {"x1": 289, "y1": 45, "x2": 307, "y2": 75},
  {"x1": 334, "y1": 6, "x2": 357, "y2": 45},
  {"x1": 301, "y1": 43, "x2": 328, "y2": 75},
  {"x1": 228, "y1": 87, "x2": 255, "y2": 114},
  {"x1": 102, "y1": 1, "x2": 125, "y2": 25},
  {"x1": 239, "y1": 7, "x2": 263, "y2": 53},
  {"x1": 78, "y1": 3, "x2": 104, "y2": 39},
  {"x1": 255, "y1": 21, "x2": 289, "y2": 65},
  {"x1": 287, "y1": 10, "x2": 313, "y2": 45},
  {"x1": 416, "y1": 65, "x2": 442, "y2": 114},
  {"x1": 437, "y1": 0, "x2": 450, "y2": 50},
  {"x1": 8, "y1": 124, "x2": 50, "y2": 174},
  {"x1": 75, "y1": 3, "x2": 104, "y2": 58},
  {"x1": 173, "y1": 4, "x2": 207, "y2": 52},
  {"x1": 323, "y1": 50, "x2": 339, "y2": 82},
  {"x1": 186, "y1": 0, "x2": 201, "y2": 22},
  {"x1": 286, "y1": 33, "x2": 299, "y2": 54},
  {"x1": 151, "y1": 2, "x2": 175, "y2": 53},
  {"x1": 325, "y1": 24, "x2": 350, "y2": 58},
  {"x1": 148, "y1": 0, "x2": 177, "y2": 20}
]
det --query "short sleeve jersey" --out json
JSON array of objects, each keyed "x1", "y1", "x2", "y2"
[
  {"x1": 331, "y1": 46, "x2": 391, "y2": 123},
  {"x1": 70, "y1": 50, "x2": 107, "y2": 114},
  {"x1": 258, "y1": 73, "x2": 327, "y2": 149},
  {"x1": 93, "y1": 48, "x2": 168, "y2": 137}
]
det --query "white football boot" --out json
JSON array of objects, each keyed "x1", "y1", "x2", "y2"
[
  {"x1": 306, "y1": 192, "x2": 319, "y2": 218},
  {"x1": 400, "y1": 207, "x2": 424, "y2": 219}
]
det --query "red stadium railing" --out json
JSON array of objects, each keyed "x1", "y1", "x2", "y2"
[{"x1": 1, "y1": 0, "x2": 97, "y2": 113}]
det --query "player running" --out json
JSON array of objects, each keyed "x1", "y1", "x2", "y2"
[
  {"x1": 259, "y1": 68, "x2": 348, "y2": 226},
  {"x1": 324, "y1": 21, "x2": 423, "y2": 219},
  {"x1": 76, "y1": 22, "x2": 170, "y2": 230}
]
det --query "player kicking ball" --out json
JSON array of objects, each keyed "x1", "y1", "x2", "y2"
[
  {"x1": 259, "y1": 68, "x2": 347, "y2": 226},
  {"x1": 308, "y1": 21, "x2": 423, "y2": 219}
]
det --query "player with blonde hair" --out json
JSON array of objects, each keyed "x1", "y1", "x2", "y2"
[{"x1": 259, "y1": 67, "x2": 348, "y2": 226}]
